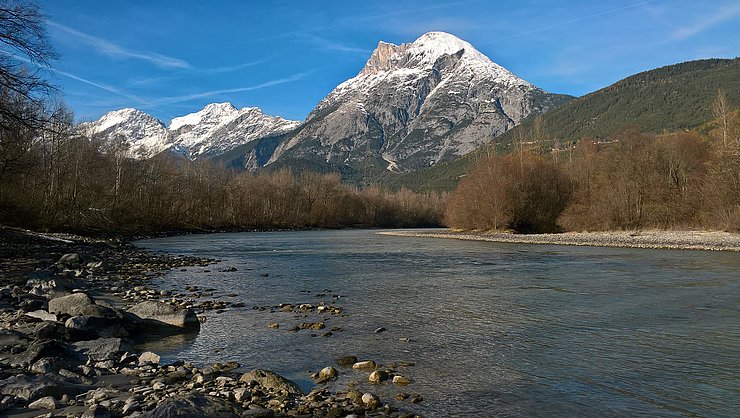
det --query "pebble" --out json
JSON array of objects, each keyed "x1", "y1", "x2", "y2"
[{"x1": 352, "y1": 360, "x2": 376, "y2": 370}]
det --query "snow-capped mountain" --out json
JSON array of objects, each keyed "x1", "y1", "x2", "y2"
[
  {"x1": 81, "y1": 108, "x2": 170, "y2": 158},
  {"x1": 168, "y1": 103, "x2": 299, "y2": 158},
  {"x1": 263, "y1": 31, "x2": 571, "y2": 179},
  {"x1": 82, "y1": 104, "x2": 299, "y2": 159}
]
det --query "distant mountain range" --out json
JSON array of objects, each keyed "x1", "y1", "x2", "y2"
[
  {"x1": 385, "y1": 58, "x2": 740, "y2": 191},
  {"x1": 83, "y1": 31, "x2": 570, "y2": 183}
]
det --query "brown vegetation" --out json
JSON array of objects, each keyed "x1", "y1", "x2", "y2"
[{"x1": 446, "y1": 92, "x2": 740, "y2": 232}]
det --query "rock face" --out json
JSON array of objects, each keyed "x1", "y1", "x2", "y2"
[
  {"x1": 264, "y1": 31, "x2": 571, "y2": 181},
  {"x1": 127, "y1": 301, "x2": 199, "y2": 329}
]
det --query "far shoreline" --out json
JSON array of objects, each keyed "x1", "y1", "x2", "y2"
[{"x1": 378, "y1": 229, "x2": 740, "y2": 252}]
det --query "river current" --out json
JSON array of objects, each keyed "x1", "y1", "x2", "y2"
[{"x1": 135, "y1": 229, "x2": 740, "y2": 417}]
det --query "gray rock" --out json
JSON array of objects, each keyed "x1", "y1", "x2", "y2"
[
  {"x1": 238, "y1": 369, "x2": 303, "y2": 395},
  {"x1": 73, "y1": 338, "x2": 132, "y2": 362},
  {"x1": 138, "y1": 351, "x2": 160, "y2": 365},
  {"x1": 392, "y1": 375, "x2": 412, "y2": 385},
  {"x1": 25, "y1": 310, "x2": 57, "y2": 322},
  {"x1": 48, "y1": 293, "x2": 112, "y2": 317},
  {"x1": 0, "y1": 374, "x2": 56, "y2": 401},
  {"x1": 31, "y1": 358, "x2": 59, "y2": 374},
  {"x1": 65, "y1": 315, "x2": 130, "y2": 339},
  {"x1": 28, "y1": 395, "x2": 57, "y2": 410},
  {"x1": 128, "y1": 301, "x2": 200, "y2": 329}
]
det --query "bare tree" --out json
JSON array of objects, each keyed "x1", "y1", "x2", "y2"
[
  {"x1": 0, "y1": 0, "x2": 57, "y2": 130},
  {"x1": 712, "y1": 90, "x2": 731, "y2": 147}
]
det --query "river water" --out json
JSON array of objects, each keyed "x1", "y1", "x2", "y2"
[{"x1": 135, "y1": 229, "x2": 740, "y2": 417}]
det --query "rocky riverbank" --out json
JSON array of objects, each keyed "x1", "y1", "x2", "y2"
[
  {"x1": 378, "y1": 229, "x2": 740, "y2": 251},
  {"x1": 0, "y1": 227, "x2": 418, "y2": 417}
]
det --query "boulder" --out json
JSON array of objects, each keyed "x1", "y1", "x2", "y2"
[
  {"x1": 65, "y1": 315, "x2": 130, "y2": 339},
  {"x1": 31, "y1": 358, "x2": 59, "y2": 374},
  {"x1": 138, "y1": 351, "x2": 160, "y2": 365},
  {"x1": 238, "y1": 369, "x2": 303, "y2": 395},
  {"x1": 28, "y1": 395, "x2": 57, "y2": 410},
  {"x1": 73, "y1": 337, "x2": 132, "y2": 362},
  {"x1": 48, "y1": 293, "x2": 113, "y2": 317},
  {"x1": 128, "y1": 301, "x2": 199, "y2": 329},
  {"x1": 0, "y1": 374, "x2": 57, "y2": 401},
  {"x1": 12, "y1": 339, "x2": 80, "y2": 368}
]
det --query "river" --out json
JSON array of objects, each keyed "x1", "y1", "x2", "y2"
[{"x1": 135, "y1": 229, "x2": 740, "y2": 417}]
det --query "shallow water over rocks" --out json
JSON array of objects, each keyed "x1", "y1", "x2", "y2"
[{"x1": 136, "y1": 229, "x2": 740, "y2": 417}]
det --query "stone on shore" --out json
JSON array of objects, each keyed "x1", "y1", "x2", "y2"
[
  {"x1": 128, "y1": 300, "x2": 200, "y2": 329},
  {"x1": 318, "y1": 366, "x2": 338, "y2": 381},
  {"x1": 368, "y1": 370, "x2": 388, "y2": 384},
  {"x1": 239, "y1": 369, "x2": 303, "y2": 395},
  {"x1": 28, "y1": 395, "x2": 57, "y2": 409},
  {"x1": 48, "y1": 292, "x2": 112, "y2": 317},
  {"x1": 25, "y1": 310, "x2": 57, "y2": 322},
  {"x1": 361, "y1": 392, "x2": 380, "y2": 409},
  {"x1": 139, "y1": 351, "x2": 161, "y2": 365},
  {"x1": 73, "y1": 337, "x2": 132, "y2": 362},
  {"x1": 352, "y1": 360, "x2": 376, "y2": 370}
]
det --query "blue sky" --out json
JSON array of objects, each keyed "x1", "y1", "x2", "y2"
[{"x1": 38, "y1": 0, "x2": 740, "y2": 124}]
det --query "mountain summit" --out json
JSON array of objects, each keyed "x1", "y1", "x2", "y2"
[{"x1": 262, "y1": 31, "x2": 570, "y2": 181}]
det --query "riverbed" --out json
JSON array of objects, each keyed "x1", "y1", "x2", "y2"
[{"x1": 136, "y1": 229, "x2": 740, "y2": 417}]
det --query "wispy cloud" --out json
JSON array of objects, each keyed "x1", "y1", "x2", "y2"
[
  {"x1": 483, "y1": 0, "x2": 658, "y2": 44},
  {"x1": 304, "y1": 34, "x2": 370, "y2": 55},
  {"x1": 671, "y1": 3, "x2": 740, "y2": 41},
  {"x1": 51, "y1": 68, "x2": 152, "y2": 105},
  {"x1": 47, "y1": 21, "x2": 190, "y2": 69},
  {"x1": 0, "y1": 49, "x2": 151, "y2": 105},
  {"x1": 198, "y1": 59, "x2": 271, "y2": 74},
  {"x1": 153, "y1": 72, "x2": 309, "y2": 105}
]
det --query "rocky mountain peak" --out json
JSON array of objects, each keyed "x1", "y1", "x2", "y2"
[{"x1": 169, "y1": 102, "x2": 240, "y2": 131}]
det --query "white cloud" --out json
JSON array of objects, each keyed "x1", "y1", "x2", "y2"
[
  {"x1": 153, "y1": 72, "x2": 309, "y2": 105},
  {"x1": 47, "y1": 21, "x2": 190, "y2": 69},
  {"x1": 671, "y1": 3, "x2": 740, "y2": 41}
]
